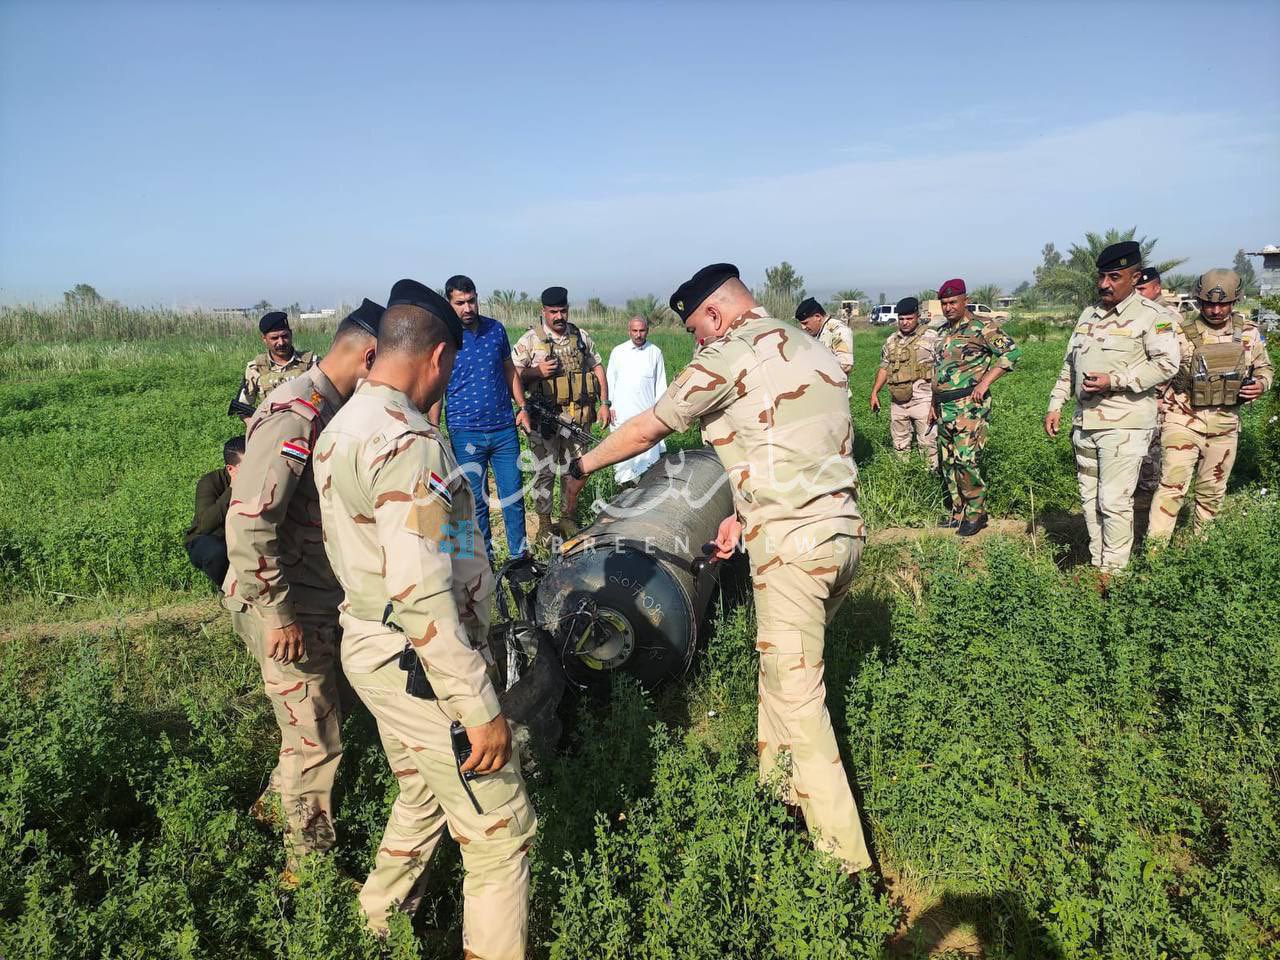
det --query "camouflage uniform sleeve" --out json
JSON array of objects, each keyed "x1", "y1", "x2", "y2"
[
  {"x1": 579, "y1": 328, "x2": 604, "y2": 368},
  {"x1": 372, "y1": 435, "x2": 500, "y2": 728},
  {"x1": 1112, "y1": 315, "x2": 1179, "y2": 393},
  {"x1": 651, "y1": 341, "x2": 743, "y2": 432},
  {"x1": 240, "y1": 359, "x2": 260, "y2": 407},
  {"x1": 981, "y1": 322, "x2": 1021, "y2": 372},
  {"x1": 225, "y1": 406, "x2": 314, "y2": 627},
  {"x1": 1245, "y1": 325, "x2": 1273, "y2": 393},
  {"x1": 878, "y1": 335, "x2": 893, "y2": 371},
  {"x1": 510, "y1": 331, "x2": 534, "y2": 369},
  {"x1": 832, "y1": 325, "x2": 853, "y2": 374}
]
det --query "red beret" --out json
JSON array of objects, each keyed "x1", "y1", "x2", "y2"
[{"x1": 938, "y1": 278, "x2": 966, "y2": 298}]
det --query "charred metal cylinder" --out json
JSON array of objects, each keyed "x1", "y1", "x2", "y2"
[{"x1": 534, "y1": 447, "x2": 734, "y2": 686}]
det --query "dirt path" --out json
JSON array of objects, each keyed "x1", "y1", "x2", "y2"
[{"x1": 0, "y1": 596, "x2": 223, "y2": 643}]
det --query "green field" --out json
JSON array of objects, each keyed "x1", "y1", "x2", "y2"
[{"x1": 1, "y1": 314, "x2": 1278, "y2": 958}]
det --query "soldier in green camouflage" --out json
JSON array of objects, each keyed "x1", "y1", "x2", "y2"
[
  {"x1": 235, "y1": 311, "x2": 320, "y2": 413},
  {"x1": 929, "y1": 278, "x2": 1021, "y2": 535}
]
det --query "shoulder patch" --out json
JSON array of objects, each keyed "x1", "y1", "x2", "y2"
[
  {"x1": 281, "y1": 440, "x2": 311, "y2": 463},
  {"x1": 426, "y1": 471, "x2": 453, "y2": 507}
]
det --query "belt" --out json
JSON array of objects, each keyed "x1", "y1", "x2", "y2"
[{"x1": 932, "y1": 385, "x2": 976, "y2": 405}]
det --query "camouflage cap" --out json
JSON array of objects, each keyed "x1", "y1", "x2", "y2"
[{"x1": 1194, "y1": 269, "x2": 1241, "y2": 304}]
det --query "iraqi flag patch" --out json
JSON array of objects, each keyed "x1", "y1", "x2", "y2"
[
  {"x1": 281, "y1": 440, "x2": 311, "y2": 464},
  {"x1": 427, "y1": 471, "x2": 453, "y2": 507}
]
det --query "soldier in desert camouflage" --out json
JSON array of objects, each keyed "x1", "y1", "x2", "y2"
[
  {"x1": 572, "y1": 264, "x2": 875, "y2": 878},
  {"x1": 235, "y1": 311, "x2": 321, "y2": 413},
  {"x1": 795, "y1": 297, "x2": 854, "y2": 381},
  {"x1": 929, "y1": 278, "x2": 1021, "y2": 535},
  {"x1": 314, "y1": 279, "x2": 535, "y2": 957},
  {"x1": 511, "y1": 286, "x2": 609, "y2": 544},
  {"x1": 1132, "y1": 266, "x2": 1185, "y2": 494},
  {"x1": 1044, "y1": 242, "x2": 1179, "y2": 575},
  {"x1": 222, "y1": 298, "x2": 382, "y2": 879},
  {"x1": 1147, "y1": 268, "x2": 1272, "y2": 542},
  {"x1": 870, "y1": 297, "x2": 938, "y2": 470}
]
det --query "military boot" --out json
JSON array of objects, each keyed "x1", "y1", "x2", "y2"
[
  {"x1": 535, "y1": 512, "x2": 555, "y2": 549},
  {"x1": 556, "y1": 515, "x2": 579, "y2": 538}
]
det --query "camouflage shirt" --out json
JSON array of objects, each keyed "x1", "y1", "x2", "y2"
[
  {"x1": 1048, "y1": 292, "x2": 1180, "y2": 430},
  {"x1": 817, "y1": 317, "x2": 854, "y2": 376},
  {"x1": 933, "y1": 314, "x2": 1021, "y2": 394},
  {"x1": 237, "y1": 350, "x2": 320, "y2": 409},
  {"x1": 1161, "y1": 312, "x2": 1273, "y2": 437},
  {"x1": 223, "y1": 368, "x2": 345, "y2": 626},
  {"x1": 879, "y1": 327, "x2": 938, "y2": 404},
  {"x1": 313, "y1": 381, "x2": 499, "y2": 727},
  {"x1": 652, "y1": 307, "x2": 865, "y2": 568}
]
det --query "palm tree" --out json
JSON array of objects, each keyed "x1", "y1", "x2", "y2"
[
  {"x1": 488, "y1": 289, "x2": 517, "y2": 319},
  {"x1": 832, "y1": 288, "x2": 866, "y2": 303},
  {"x1": 969, "y1": 284, "x2": 1004, "y2": 308},
  {"x1": 625, "y1": 294, "x2": 674, "y2": 325},
  {"x1": 1037, "y1": 227, "x2": 1187, "y2": 309},
  {"x1": 1162, "y1": 273, "x2": 1197, "y2": 293}
]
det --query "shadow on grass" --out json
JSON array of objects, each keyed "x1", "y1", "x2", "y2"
[{"x1": 883, "y1": 888, "x2": 1065, "y2": 959}]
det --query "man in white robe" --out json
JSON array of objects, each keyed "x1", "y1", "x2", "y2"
[{"x1": 606, "y1": 317, "x2": 668, "y2": 484}]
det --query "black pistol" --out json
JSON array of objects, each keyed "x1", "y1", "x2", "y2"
[{"x1": 385, "y1": 602, "x2": 436, "y2": 700}]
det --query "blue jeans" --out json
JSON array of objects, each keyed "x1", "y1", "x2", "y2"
[{"x1": 449, "y1": 425, "x2": 528, "y2": 559}]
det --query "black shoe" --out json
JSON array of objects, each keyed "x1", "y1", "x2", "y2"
[
  {"x1": 938, "y1": 517, "x2": 960, "y2": 528},
  {"x1": 957, "y1": 514, "x2": 988, "y2": 537}
]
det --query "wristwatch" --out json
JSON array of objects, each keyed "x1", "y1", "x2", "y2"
[{"x1": 602, "y1": 400, "x2": 612, "y2": 407}]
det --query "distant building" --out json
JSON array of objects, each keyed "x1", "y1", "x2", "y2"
[
  {"x1": 995, "y1": 296, "x2": 1018, "y2": 309},
  {"x1": 299, "y1": 308, "x2": 337, "y2": 321},
  {"x1": 1246, "y1": 245, "x2": 1280, "y2": 296}
]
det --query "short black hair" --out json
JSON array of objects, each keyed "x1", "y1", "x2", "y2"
[
  {"x1": 333, "y1": 315, "x2": 377, "y2": 345},
  {"x1": 445, "y1": 275, "x2": 477, "y2": 297},
  {"x1": 223, "y1": 436, "x2": 246, "y2": 465},
  {"x1": 378, "y1": 304, "x2": 452, "y2": 356}
]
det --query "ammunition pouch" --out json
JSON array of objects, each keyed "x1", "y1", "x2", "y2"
[
  {"x1": 887, "y1": 334, "x2": 928, "y2": 403},
  {"x1": 531, "y1": 324, "x2": 599, "y2": 409},
  {"x1": 1181, "y1": 317, "x2": 1249, "y2": 408}
]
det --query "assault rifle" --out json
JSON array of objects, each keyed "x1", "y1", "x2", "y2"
[
  {"x1": 228, "y1": 379, "x2": 256, "y2": 419},
  {"x1": 525, "y1": 397, "x2": 597, "y2": 448}
]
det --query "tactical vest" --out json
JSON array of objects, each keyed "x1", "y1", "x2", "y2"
[
  {"x1": 530, "y1": 324, "x2": 600, "y2": 410},
  {"x1": 253, "y1": 351, "x2": 313, "y2": 402},
  {"x1": 886, "y1": 331, "x2": 929, "y2": 403},
  {"x1": 1177, "y1": 316, "x2": 1249, "y2": 407}
]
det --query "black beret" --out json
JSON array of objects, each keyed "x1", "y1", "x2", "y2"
[
  {"x1": 541, "y1": 286, "x2": 568, "y2": 308},
  {"x1": 1096, "y1": 241, "x2": 1142, "y2": 271},
  {"x1": 669, "y1": 263, "x2": 740, "y2": 322},
  {"x1": 896, "y1": 296, "x2": 920, "y2": 315},
  {"x1": 386, "y1": 278, "x2": 463, "y2": 348},
  {"x1": 794, "y1": 297, "x2": 824, "y2": 322},
  {"x1": 1137, "y1": 267, "x2": 1161, "y2": 285},
  {"x1": 259, "y1": 311, "x2": 289, "y2": 334},
  {"x1": 343, "y1": 298, "x2": 385, "y2": 338}
]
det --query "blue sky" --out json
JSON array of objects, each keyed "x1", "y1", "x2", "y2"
[{"x1": 2, "y1": 0, "x2": 1277, "y2": 307}]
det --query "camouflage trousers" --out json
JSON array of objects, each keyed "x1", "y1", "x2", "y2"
[
  {"x1": 754, "y1": 534, "x2": 872, "y2": 874},
  {"x1": 937, "y1": 399, "x2": 990, "y2": 520},
  {"x1": 889, "y1": 394, "x2": 937, "y2": 470},
  {"x1": 1072, "y1": 427, "x2": 1153, "y2": 572},
  {"x1": 1147, "y1": 424, "x2": 1239, "y2": 543},
  {"x1": 232, "y1": 609, "x2": 344, "y2": 866},
  {"x1": 528, "y1": 427, "x2": 590, "y2": 516},
  {"x1": 346, "y1": 655, "x2": 536, "y2": 959}
]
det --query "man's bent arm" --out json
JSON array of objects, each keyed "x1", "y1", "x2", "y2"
[{"x1": 579, "y1": 409, "x2": 671, "y2": 473}]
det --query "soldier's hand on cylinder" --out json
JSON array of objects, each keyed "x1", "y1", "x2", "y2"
[
  {"x1": 535, "y1": 358, "x2": 560, "y2": 378},
  {"x1": 1081, "y1": 372, "x2": 1111, "y2": 394},
  {"x1": 266, "y1": 622, "x2": 305, "y2": 664},
  {"x1": 515, "y1": 409, "x2": 532, "y2": 435},
  {"x1": 711, "y1": 515, "x2": 743, "y2": 560},
  {"x1": 1239, "y1": 381, "x2": 1264, "y2": 402},
  {"x1": 461, "y1": 713, "x2": 513, "y2": 775},
  {"x1": 870, "y1": 393, "x2": 880, "y2": 413},
  {"x1": 1044, "y1": 410, "x2": 1061, "y2": 438}
]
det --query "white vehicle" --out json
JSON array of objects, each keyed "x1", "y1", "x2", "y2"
[
  {"x1": 966, "y1": 302, "x2": 1010, "y2": 322},
  {"x1": 868, "y1": 304, "x2": 898, "y2": 326}
]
